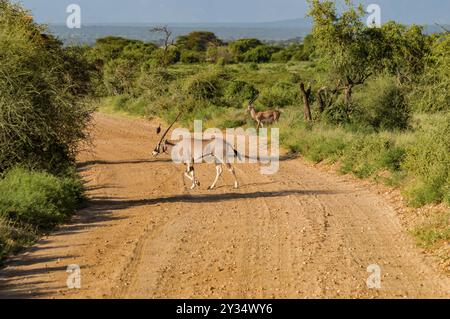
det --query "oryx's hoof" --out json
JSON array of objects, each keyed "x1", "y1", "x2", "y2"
[{"x1": 208, "y1": 186, "x2": 215, "y2": 190}]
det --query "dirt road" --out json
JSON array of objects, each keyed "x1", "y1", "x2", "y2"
[{"x1": 0, "y1": 113, "x2": 449, "y2": 299}]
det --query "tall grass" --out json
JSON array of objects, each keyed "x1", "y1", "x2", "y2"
[{"x1": 0, "y1": 167, "x2": 84, "y2": 262}]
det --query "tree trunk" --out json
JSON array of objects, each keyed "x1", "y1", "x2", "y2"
[
  {"x1": 343, "y1": 84, "x2": 353, "y2": 107},
  {"x1": 317, "y1": 87, "x2": 326, "y2": 114},
  {"x1": 300, "y1": 82, "x2": 312, "y2": 122}
]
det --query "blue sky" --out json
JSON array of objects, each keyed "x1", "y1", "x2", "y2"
[{"x1": 17, "y1": 0, "x2": 450, "y2": 25}]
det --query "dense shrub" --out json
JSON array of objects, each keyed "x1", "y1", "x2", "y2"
[
  {"x1": 271, "y1": 49, "x2": 293, "y2": 63},
  {"x1": 341, "y1": 135, "x2": 405, "y2": 178},
  {"x1": 224, "y1": 80, "x2": 259, "y2": 107},
  {"x1": 321, "y1": 103, "x2": 352, "y2": 126},
  {"x1": 89, "y1": 36, "x2": 139, "y2": 63},
  {"x1": 133, "y1": 68, "x2": 172, "y2": 99},
  {"x1": 229, "y1": 38, "x2": 262, "y2": 61},
  {"x1": 176, "y1": 31, "x2": 222, "y2": 52},
  {"x1": 271, "y1": 44, "x2": 310, "y2": 62},
  {"x1": 403, "y1": 114, "x2": 450, "y2": 206},
  {"x1": 353, "y1": 76, "x2": 410, "y2": 131},
  {"x1": 0, "y1": 1, "x2": 93, "y2": 175},
  {"x1": 120, "y1": 41, "x2": 157, "y2": 64},
  {"x1": 411, "y1": 33, "x2": 450, "y2": 113},
  {"x1": 0, "y1": 167, "x2": 83, "y2": 230},
  {"x1": 259, "y1": 81, "x2": 299, "y2": 108},
  {"x1": 180, "y1": 50, "x2": 204, "y2": 63},
  {"x1": 150, "y1": 47, "x2": 181, "y2": 66},
  {"x1": 103, "y1": 58, "x2": 141, "y2": 95},
  {"x1": 243, "y1": 45, "x2": 281, "y2": 63},
  {"x1": 0, "y1": 216, "x2": 37, "y2": 262},
  {"x1": 182, "y1": 68, "x2": 227, "y2": 101},
  {"x1": 412, "y1": 212, "x2": 450, "y2": 249},
  {"x1": 206, "y1": 45, "x2": 234, "y2": 64}
]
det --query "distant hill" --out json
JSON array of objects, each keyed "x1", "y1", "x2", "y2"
[
  {"x1": 48, "y1": 19, "x2": 313, "y2": 45},
  {"x1": 47, "y1": 18, "x2": 447, "y2": 46}
]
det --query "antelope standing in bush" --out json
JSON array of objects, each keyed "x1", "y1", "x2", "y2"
[
  {"x1": 246, "y1": 96, "x2": 281, "y2": 129},
  {"x1": 152, "y1": 115, "x2": 241, "y2": 190}
]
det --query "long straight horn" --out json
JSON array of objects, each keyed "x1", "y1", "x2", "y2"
[
  {"x1": 249, "y1": 93, "x2": 259, "y2": 105},
  {"x1": 159, "y1": 112, "x2": 182, "y2": 142}
]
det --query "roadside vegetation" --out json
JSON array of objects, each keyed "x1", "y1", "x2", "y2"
[{"x1": 0, "y1": 1, "x2": 94, "y2": 262}]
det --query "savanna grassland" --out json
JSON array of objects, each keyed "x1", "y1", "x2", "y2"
[{"x1": 0, "y1": 0, "x2": 448, "y2": 272}]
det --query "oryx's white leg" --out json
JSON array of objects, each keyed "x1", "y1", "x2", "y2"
[
  {"x1": 226, "y1": 163, "x2": 239, "y2": 189},
  {"x1": 208, "y1": 164, "x2": 223, "y2": 190},
  {"x1": 184, "y1": 164, "x2": 194, "y2": 181},
  {"x1": 184, "y1": 164, "x2": 200, "y2": 189},
  {"x1": 190, "y1": 167, "x2": 197, "y2": 189}
]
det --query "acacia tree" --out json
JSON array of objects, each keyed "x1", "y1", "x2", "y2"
[
  {"x1": 307, "y1": 0, "x2": 379, "y2": 108},
  {"x1": 380, "y1": 22, "x2": 430, "y2": 84},
  {"x1": 150, "y1": 25, "x2": 174, "y2": 67},
  {"x1": 413, "y1": 32, "x2": 450, "y2": 112}
]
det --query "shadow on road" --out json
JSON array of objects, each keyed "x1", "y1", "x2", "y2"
[
  {"x1": 88, "y1": 189, "x2": 341, "y2": 212},
  {"x1": 77, "y1": 158, "x2": 172, "y2": 169}
]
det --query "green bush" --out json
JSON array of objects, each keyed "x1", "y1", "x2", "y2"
[
  {"x1": 150, "y1": 47, "x2": 181, "y2": 66},
  {"x1": 321, "y1": 103, "x2": 352, "y2": 126},
  {"x1": 243, "y1": 45, "x2": 281, "y2": 63},
  {"x1": 133, "y1": 68, "x2": 172, "y2": 99},
  {"x1": 0, "y1": 1, "x2": 93, "y2": 175},
  {"x1": 247, "y1": 62, "x2": 259, "y2": 71},
  {"x1": 0, "y1": 167, "x2": 83, "y2": 230},
  {"x1": 341, "y1": 135, "x2": 403, "y2": 178},
  {"x1": 411, "y1": 34, "x2": 450, "y2": 113},
  {"x1": 0, "y1": 216, "x2": 37, "y2": 262},
  {"x1": 229, "y1": 38, "x2": 263, "y2": 62},
  {"x1": 120, "y1": 41, "x2": 157, "y2": 64},
  {"x1": 259, "y1": 81, "x2": 299, "y2": 108},
  {"x1": 403, "y1": 113, "x2": 450, "y2": 206},
  {"x1": 298, "y1": 134, "x2": 347, "y2": 163},
  {"x1": 88, "y1": 36, "x2": 139, "y2": 64},
  {"x1": 412, "y1": 212, "x2": 450, "y2": 249},
  {"x1": 103, "y1": 58, "x2": 141, "y2": 95},
  {"x1": 224, "y1": 80, "x2": 259, "y2": 107},
  {"x1": 176, "y1": 31, "x2": 222, "y2": 52},
  {"x1": 206, "y1": 45, "x2": 234, "y2": 64},
  {"x1": 271, "y1": 49, "x2": 293, "y2": 63},
  {"x1": 271, "y1": 44, "x2": 309, "y2": 63},
  {"x1": 182, "y1": 68, "x2": 228, "y2": 101},
  {"x1": 353, "y1": 76, "x2": 410, "y2": 131},
  {"x1": 180, "y1": 50, "x2": 204, "y2": 63}
]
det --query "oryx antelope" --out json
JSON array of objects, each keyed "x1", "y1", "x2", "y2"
[
  {"x1": 247, "y1": 96, "x2": 281, "y2": 130},
  {"x1": 152, "y1": 116, "x2": 241, "y2": 190}
]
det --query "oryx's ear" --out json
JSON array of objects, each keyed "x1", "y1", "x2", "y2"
[{"x1": 156, "y1": 124, "x2": 162, "y2": 135}]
